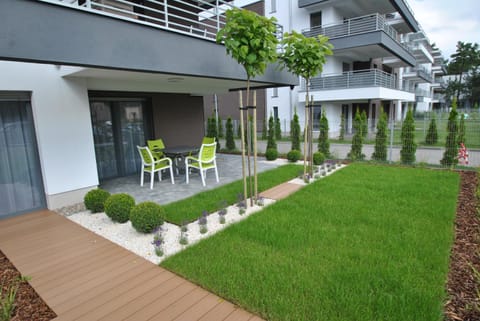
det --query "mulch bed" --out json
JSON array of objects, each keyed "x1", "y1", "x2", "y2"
[
  {"x1": 0, "y1": 250, "x2": 56, "y2": 321},
  {"x1": 0, "y1": 170, "x2": 478, "y2": 320},
  {"x1": 445, "y1": 170, "x2": 480, "y2": 321}
]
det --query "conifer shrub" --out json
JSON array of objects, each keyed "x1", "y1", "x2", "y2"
[
  {"x1": 361, "y1": 110, "x2": 368, "y2": 139},
  {"x1": 290, "y1": 109, "x2": 301, "y2": 151},
  {"x1": 265, "y1": 148, "x2": 278, "y2": 161},
  {"x1": 441, "y1": 98, "x2": 459, "y2": 166},
  {"x1": 313, "y1": 151, "x2": 325, "y2": 165},
  {"x1": 84, "y1": 188, "x2": 111, "y2": 213},
  {"x1": 225, "y1": 117, "x2": 236, "y2": 151},
  {"x1": 457, "y1": 113, "x2": 466, "y2": 145},
  {"x1": 425, "y1": 114, "x2": 438, "y2": 145},
  {"x1": 275, "y1": 117, "x2": 282, "y2": 140},
  {"x1": 339, "y1": 112, "x2": 345, "y2": 141},
  {"x1": 217, "y1": 118, "x2": 224, "y2": 138},
  {"x1": 262, "y1": 118, "x2": 267, "y2": 140},
  {"x1": 317, "y1": 109, "x2": 330, "y2": 157},
  {"x1": 287, "y1": 150, "x2": 301, "y2": 162},
  {"x1": 347, "y1": 109, "x2": 365, "y2": 160},
  {"x1": 130, "y1": 201, "x2": 165, "y2": 233},
  {"x1": 266, "y1": 115, "x2": 277, "y2": 150},
  {"x1": 372, "y1": 108, "x2": 388, "y2": 161},
  {"x1": 104, "y1": 193, "x2": 135, "y2": 223},
  {"x1": 400, "y1": 107, "x2": 416, "y2": 164}
]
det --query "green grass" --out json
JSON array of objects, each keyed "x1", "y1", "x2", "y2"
[
  {"x1": 162, "y1": 164, "x2": 301, "y2": 225},
  {"x1": 162, "y1": 164, "x2": 460, "y2": 321}
]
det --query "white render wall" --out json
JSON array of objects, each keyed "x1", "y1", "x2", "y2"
[{"x1": 0, "y1": 61, "x2": 98, "y2": 208}]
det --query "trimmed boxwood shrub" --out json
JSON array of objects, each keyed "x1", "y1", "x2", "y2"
[
  {"x1": 313, "y1": 152, "x2": 325, "y2": 165},
  {"x1": 104, "y1": 193, "x2": 135, "y2": 223},
  {"x1": 84, "y1": 188, "x2": 110, "y2": 213},
  {"x1": 265, "y1": 148, "x2": 278, "y2": 161},
  {"x1": 130, "y1": 201, "x2": 165, "y2": 233},
  {"x1": 287, "y1": 150, "x2": 301, "y2": 162}
]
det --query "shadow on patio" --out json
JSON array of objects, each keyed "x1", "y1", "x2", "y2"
[{"x1": 100, "y1": 154, "x2": 281, "y2": 205}]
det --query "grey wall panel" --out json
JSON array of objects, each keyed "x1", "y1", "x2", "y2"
[{"x1": 0, "y1": 0, "x2": 296, "y2": 88}]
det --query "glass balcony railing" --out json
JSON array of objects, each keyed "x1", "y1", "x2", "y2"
[{"x1": 302, "y1": 69, "x2": 401, "y2": 91}]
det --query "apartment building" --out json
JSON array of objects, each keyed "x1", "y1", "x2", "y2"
[
  {"x1": 0, "y1": 0, "x2": 295, "y2": 218},
  {"x1": 265, "y1": 0, "x2": 446, "y2": 136}
]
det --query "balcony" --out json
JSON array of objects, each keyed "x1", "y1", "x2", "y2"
[
  {"x1": 0, "y1": 0, "x2": 295, "y2": 91},
  {"x1": 302, "y1": 14, "x2": 415, "y2": 66},
  {"x1": 304, "y1": 69, "x2": 399, "y2": 91},
  {"x1": 403, "y1": 66, "x2": 433, "y2": 83}
]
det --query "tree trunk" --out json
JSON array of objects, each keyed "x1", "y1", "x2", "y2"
[{"x1": 239, "y1": 91, "x2": 248, "y2": 208}]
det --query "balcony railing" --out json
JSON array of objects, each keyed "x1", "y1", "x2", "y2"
[
  {"x1": 404, "y1": 65, "x2": 433, "y2": 83},
  {"x1": 302, "y1": 69, "x2": 400, "y2": 91},
  {"x1": 415, "y1": 88, "x2": 431, "y2": 98},
  {"x1": 40, "y1": 0, "x2": 283, "y2": 42},
  {"x1": 302, "y1": 13, "x2": 403, "y2": 46}
]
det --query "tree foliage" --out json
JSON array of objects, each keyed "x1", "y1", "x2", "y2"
[
  {"x1": 317, "y1": 109, "x2": 330, "y2": 157},
  {"x1": 400, "y1": 107, "x2": 416, "y2": 164},
  {"x1": 441, "y1": 98, "x2": 459, "y2": 166},
  {"x1": 225, "y1": 117, "x2": 236, "y2": 151},
  {"x1": 372, "y1": 108, "x2": 388, "y2": 161},
  {"x1": 290, "y1": 108, "x2": 301, "y2": 151},
  {"x1": 425, "y1": 114, "x2": 438, "y2": 145},
  {"x1": 347, "y1": 109, "x2": 364, "y2": 160}
]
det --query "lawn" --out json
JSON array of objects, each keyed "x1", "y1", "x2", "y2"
[
  {"x1": 162, "y1": 164, "x2": 302, "y2": 225},
  {"x1": 162, "y1": 164, "x2": 460, "y2": 321}
]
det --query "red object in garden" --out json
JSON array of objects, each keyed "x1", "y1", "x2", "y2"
[{"x1": 457, "y1": 143, "x2": 469, "y2": 165}]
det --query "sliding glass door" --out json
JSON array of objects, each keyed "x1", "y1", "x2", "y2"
[
  {"x1": 90, "y1": 99, "x2": 148, "y2": 181},
  {"x1": 0, "y1": 98, "x2": 45, "y2": 218}
]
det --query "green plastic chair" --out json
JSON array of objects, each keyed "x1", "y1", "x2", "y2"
[
  {"x1": 147, "y1": 139, "x2": 165, "y2": 160},
  {"x1": 202, "y1": 136, "x2": 215, "y2": 144},
  {"x1": 185, "y1": 142, "x2": 219, "y2": 186},
  {"x1": 137, "y1": 146, "x2": 174, "y2": 189}
]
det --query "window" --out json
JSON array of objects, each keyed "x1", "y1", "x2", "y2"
[
  {"x1": 270, "y1": 0, "x2": 276, "y2": 13},
  {"x1": 273, "y1": 106, "x2": 278, "y2": 120},
  {"x1": 313, "y1": 105, "x2": 322, "y2": 130},
  {"x1": 310, "y1": 12, "x2": 322, "y2": 28},
  {"x1": 272, "y1": 87, "x2": 278, "y2": 97}
]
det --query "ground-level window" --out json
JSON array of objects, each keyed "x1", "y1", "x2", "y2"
[
  {"x1": 312, "y1": 104, "x2": 322, "y2": 130},
  {"x1": 273, "y1": 106, "x2": 278, "y2": 120},
  {"x1": 0, "y1": 93, "x2": 45, "y2": 218}
]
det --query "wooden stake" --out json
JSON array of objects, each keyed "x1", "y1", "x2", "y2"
[
  {"x1": 303, "y1": 92, "x2": 309, "y2": 178},
  {"x1": 253, "y1": 90, "x2": 258, "y2": 200},
  {"x1": 239, "y1": 91, "x2": 248, "y2": 208}
]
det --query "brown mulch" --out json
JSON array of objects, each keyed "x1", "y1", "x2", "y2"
[
  {"x1": 0, "y1": 250, "x2": 56, "y2": 321},
  {"x1": 445, "y1": 171, "x2": 480, "y2": 321}
]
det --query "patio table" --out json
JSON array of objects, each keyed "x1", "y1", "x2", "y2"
[{"x1": 162, "y1": 146, "x2": 199, "y2": 176}]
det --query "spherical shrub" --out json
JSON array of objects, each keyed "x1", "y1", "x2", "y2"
[
  {"x1": 104, "y1": 193, "x2": 135, "y2": 223},
  {"x1": 84, "y1": 188, "x2": 111, "y2": 213},
  {"x1": 287, "y1": 149, "x2": 301, "y2": 162},
  {"x1": 130, "y1": 202, "x2": 164, "y2": 233},
  {"x1": 265, "y1": 148, "x2": 278, "y2": 161},
  {"x1": 313, "y1": 152, "x2": 325, "y2": 165}
]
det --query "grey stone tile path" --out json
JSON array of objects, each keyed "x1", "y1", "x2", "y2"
[{"x1": 101, "y1": 154, "x2": 279, "y2": 205}]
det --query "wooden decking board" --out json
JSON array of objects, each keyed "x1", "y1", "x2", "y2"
[
  {"x1": 197, "y1": 300, "x2": 238, "y2": 321},
  {"x1": 223, "y1": 308, "x2": 255, "y2": 321},
  {"x1": 259, "y1": 182, "x2": 303, "y2": 200},
  {"x1": 146, "y1": 287, "x2": 210, "y2": 321},
  {"x1": 173, "y1": 293, "x2": 223, "y2": 321},
  {"x1": 0, "y1": 210, "x2": 264, "y2": 321},
  {"x1": 99, "y1": 276, "x2": 186, "y2": 321}
]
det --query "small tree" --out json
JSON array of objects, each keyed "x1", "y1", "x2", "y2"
[
  {"x1": 347, "y1": 109, "x2": 365, "y2": 160},
  {"x1": 266, "y1": 115, "x2": 277, "y2": 150},
  {"x1": 457, "y1": 113, "x2": 466, "y2": 145},
  {"x1": 290, "y1": 108, "x2": 301, "y2": 151},
  {"x1": 217, "y1": 118, "x2": 224, "y2": 138},
  {"x1": 317, "y1": 109, "x2": 330, "y2": 157},
  {"x1": 372, "y1": 108, "x2": 388, "y2": 161},
  {"x1": 361, "y1": 110, "x2": 368, "y2": 139},
  {"x1": 237, "y1": 120, "x2": 242, "y2": 138},
  {"x1": 400, "y1": 107, "x2": 416, "y2": 164},
  {"x1": 425, "y1": 114, "x2": 438, "y2": 145},
  {"x1": 225, "y1": 117, "x2": 236, "y2": 151},
  {"x1": 339, "y1": 112, "x2": 345, "y2": 141},
  {"x1": 275, "y1": 116, "x2": 282, "y2": 140},
  {"x1": 441, "y1": 98, "x2": 459, "y2": 166}
]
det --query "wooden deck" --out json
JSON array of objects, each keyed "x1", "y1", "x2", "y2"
[
  {"x1": 0, "y1": 210, "x2": 264, "y2": 321},
  {"x1": 259, "y1": 182, "x2": 304, "y2": 200}
]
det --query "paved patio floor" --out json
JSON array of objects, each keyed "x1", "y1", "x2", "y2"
[{"x1": 101, "y1": 154, "x2": 280, "y2": 204}]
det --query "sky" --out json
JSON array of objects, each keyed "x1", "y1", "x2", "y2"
[{"x1": 408, "y1": 0, "x2": 480, "y2": 60}]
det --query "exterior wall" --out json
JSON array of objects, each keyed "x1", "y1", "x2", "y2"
[{"x1": 0, "y1": 61, "x2": 98, "y2": 209}]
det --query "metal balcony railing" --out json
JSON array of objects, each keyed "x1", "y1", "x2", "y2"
[
  {"x1": 302, "y1": 69, "x2": 400, "y2": 91},
  {"x1": 404, "y1": 65, "x2": 433, "y2": 83},
  {"x1": 39, "y1": 0, "x2": 283, "y2": 42},
  {"x1": 302, "y1": 13, "x2": 406, "y2": 49},
  {"x1": 415, "y1": 88, "x2": 431, "y2": 98}
]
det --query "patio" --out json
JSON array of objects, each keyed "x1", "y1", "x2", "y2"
[{"x1": 100, "y1": 154, "x2": 282, "y2": 205}]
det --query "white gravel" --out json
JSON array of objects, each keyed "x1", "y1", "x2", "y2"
[{"x1": 67, "y1": 164, "x2": 346, "y2": 265}]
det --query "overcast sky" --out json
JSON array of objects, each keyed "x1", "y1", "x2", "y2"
[{"x1": 408, "y1": 0, "x2": 480, "y2": 60}]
